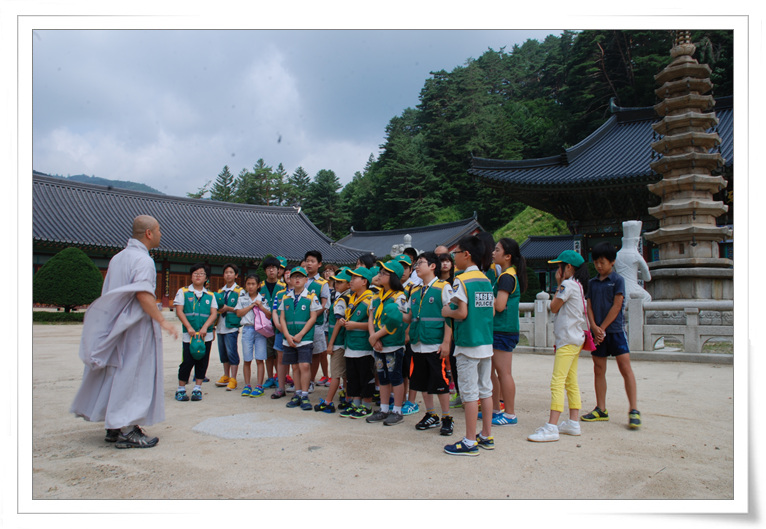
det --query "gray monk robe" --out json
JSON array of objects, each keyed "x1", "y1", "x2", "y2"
[{"x1": 71, "y1": 238, "x2": 165, "y2": 430}]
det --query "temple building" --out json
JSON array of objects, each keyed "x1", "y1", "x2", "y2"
[{"x1": 32, "y1": 173, "x2": 365, "y2": 305}]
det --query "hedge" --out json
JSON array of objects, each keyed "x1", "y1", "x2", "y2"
[{"x1": 32, "y1": 312, "x2": 85, "y2": 323}]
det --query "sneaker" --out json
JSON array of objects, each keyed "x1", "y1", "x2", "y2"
[
  {"x1": 285, "y1": 375, "x2": 294, "y2": 385},
  {"x1": 401, "y1": 401, "x2": 419, "y2": 416},
  {"x1": 191, "y1": 389, "x2": 203, "y2": 401},
  {"x1": 321, "y1": 402, "x2": 337, "y2": 414},
  {"x1": 527, "y1": 423, "x2": 560, "y2": 442},
  {"x1": 558, "y1": 419, "x2": 581, "y2": 436},
  {"x1": 114, "y1": 426, "x2": 159, "y2": 449},
  {"x1": 203, "y1": 377, "x2": 210, "y2": 382},
  {"x1": 415, "y1": 412, "x2": 441, "y2": 430},
  {"x1": 226, "y1": 378, "x2": 237, "y2": 391},
  {"x1": 105, "y1": 429, "x2": 121, "y2": 442},
  {"x1": 449, "y1": 393, "x2": 463, "y2": 409},
  {"x1": 366, "y1": 410, "x2": 390, "y2": 423},
  {"x1": 337, "y1": 401, "x2": 352, "y2": 412},
  {"x1": 383, "y1": 411, "x2": 404, "y2": 426},
  {"x1": 318, "y1": 376, "x2": 330, "y2": 387},
  {"x1": 215, "y1": 375, "x2": 230, "y2": 387},
  {"x1": 241, "y1": 385, "x2": 253, "y2": 397},
  {"x1": 492, "y1": 412, "x2": 518, "y2": 426},
  {"x1": 263, "y1": 377, "x2": 277, "y2": 389},
  {"x1": 440, "y1": 416, "x2": 454, "y2": 436},
  {"x1": 339, "y1": 405, "x2": 356, "y2": 418},
  {"x1": 338, "y1": 388, "x2": 346, "y2": 400},
  {"x1": 476, "y1": 434, "x2": 495, "y2": 450},
  {"x1": 270, "y1": 388, "x2": 285, "y2": 399},
  {"x1": 308, "y1": 381, "x2": 315, "y2": 394},
  {"x1": 285, "y1": 383, "x2": 295, "y2": 393},
  {"x1": 300, "y1": 396, "x2": 313, "y2": 411},
  {"x1": 581, "y1": 407, "x2": 609, "y2": 422},
  {"x1": 444, "y1": 439, "x2": 479, "y2": 457},
  {"x1": 629, "y1": 409, "x2": 642, "y2": 429},
  {"x1": 175, "y1": 390, "x2": 189, "y2": 401},
  {"x1": 249, "y1": 386, "x2": 265, "y2": 397},
  {"x1": 286, "y1": 395, "x2": 302, "y2": 408},
  {"x1": 349, "y1": 406, "x2": 372, "y2": 419}
]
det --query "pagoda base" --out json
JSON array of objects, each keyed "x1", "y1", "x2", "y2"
[{"x1": 645, "y1": 265, "x2": 733, "y2": 300}]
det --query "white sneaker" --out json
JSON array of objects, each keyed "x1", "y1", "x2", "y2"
[
  {"x1": 557, "y1": 419, "x2": 581, "y2": 436},
  {"x1": 308, "y1": 381, "x2": 315, "y2": 393},
  {"x1": 527, "y1": 423, "x2": 560, "y2": 442}
]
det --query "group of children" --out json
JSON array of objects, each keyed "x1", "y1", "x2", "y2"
[{"x1": 170, "y1": 237, "x2": 641, "y2": 456}]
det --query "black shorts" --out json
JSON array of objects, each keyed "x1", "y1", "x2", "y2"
[
  {"x1": 591, "y1": 331, "x2": 630, "y2": 358},
  {"x1": 409, "y1": 352, "x2": 450, "y2": 394},
  {"x1": 345, "y1": 355, "x2": 375, "y2": 398}
]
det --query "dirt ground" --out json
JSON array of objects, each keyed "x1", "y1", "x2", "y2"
[{"x1": 25, "y1": 320, "x2": 741, "y2": 513}]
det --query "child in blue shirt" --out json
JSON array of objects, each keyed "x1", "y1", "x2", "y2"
[{"x1": 584, "y1": 242, "x2": 641, "y2": 429}]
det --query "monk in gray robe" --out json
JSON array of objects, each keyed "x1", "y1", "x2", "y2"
[{"x1": 71, "y1": 215, "x2": 178, "y2": 448}]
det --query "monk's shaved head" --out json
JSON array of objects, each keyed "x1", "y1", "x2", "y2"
[{"x1": 132, "y1": 215, "x2": 159, "y2": 240}]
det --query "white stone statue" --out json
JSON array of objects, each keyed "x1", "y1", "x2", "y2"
[{"x1": 615, "y1": 220, "x2": 652, "y2": 302}]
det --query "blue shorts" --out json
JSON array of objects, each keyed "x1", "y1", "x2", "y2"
[
  {"x1": 282, "y1": 343, "x2": 313, "y2": 365},
  {"x1": 274, "y1": 333, "x2": 284, "y2": 352},
  {"x1": 493, "y1": 332, "x2": 519, "y2": 353},
  {"x1": 217, "y1": 331, "x2": 239, "y2": 365},
  {"x1": 241, "y1": 326, "x2": 267, "y2": 362},
  {"x1": 374, "y1": 347, "x2": 405, "y2": 387},
  {"x1": 591, "y1": 331, "x2": 630, "y2": 358}
]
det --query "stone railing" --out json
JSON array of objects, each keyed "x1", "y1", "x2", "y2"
[{"x1": 517, "y1": 292, "x2": 733, "y2": 356}]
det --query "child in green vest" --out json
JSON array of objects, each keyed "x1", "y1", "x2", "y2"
[
  {"x1": 338, "y1": 267, "x2": 376, "y2": 419},
  {"x1": 409, "y1": 251, "x2": 455, "y2": 436},
  {"x1": 174, "y1": 263, "x2": 218, "y2": 402},
  {"x1": 441, "y1": 236, "x2": 495, "y2": 456},
  {"x1": 215, "y1": 263, "x2": 243, "y2": 391},
  {"x1": 259, "y1": 256, "x2": 282, "y2": 388},
  {"x1": 489, "y1": 238, "x2": 527, "y2": 426},
  {"x1": 317, "y1": 267, "x2": 353, "y2": 413},
  {"x1": 366, "y1": 260, "x2": 411, "y2": 426},
  {"x1": 279, "y1": 266, "x2": 322, "y2": 411},
  {"x1": 304, "y1": 250, "x2": 331, "y2": 392}
]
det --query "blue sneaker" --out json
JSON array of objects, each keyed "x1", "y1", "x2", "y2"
[
  {"x1": 300, "y1": 396, "x2": 313, "y2": 411},
  {"x1": 286, "y1": 395, "x2": 301, "y2": 408},
  {"x1": 263, "y1": 377, "x2": 277, "y2": 389},
  {"x1": 241, "y1": 385, "x2": 253, "y2": 397},
  {"x1": 444, "y1": 439, "x2": 479, "y2": 457},
  {"x1": 492, "y1": 412, "x2": 517, "y2": 425},
  {"x1": 175, "y1": 390, "x2": 189, "y2": 402},
  {"x1": 402, "y1": 401, "x2": 419, "y2": 416},
  {"x1": 476, "y1": 434, "x2": 495, "y2": 450},
  {"x1": 191, "y1": 389, "x2": 203, "y2": 401},
  {"x1": 249, "y1": 385, "x2": 265, "y2": 398}
]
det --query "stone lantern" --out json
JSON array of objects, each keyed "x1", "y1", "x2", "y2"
[{"x1": 644, "y1": 31, "x2": 733, "y2": 300}]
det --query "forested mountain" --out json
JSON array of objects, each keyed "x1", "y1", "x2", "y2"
[
  {"x1": 205, "y1": 29, "x2": 733, "y2": 239},
  {"x1": 35, "y1": 171, "x2": 164, "y2": 195}
]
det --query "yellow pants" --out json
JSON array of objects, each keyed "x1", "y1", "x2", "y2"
[{"x1": 550, "y1": 344, "x2": 582, "y2": 412}]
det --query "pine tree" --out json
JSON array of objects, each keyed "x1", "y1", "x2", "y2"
[
  {"x1": 211, "y1": 165, "x2": 236, "y2": 202},
  {"x1": 33, "y1": 247, "x2": 104, "y2": 312},
  {"x1": 286, "y1": 166, "x2": 311, "y2": 207}
]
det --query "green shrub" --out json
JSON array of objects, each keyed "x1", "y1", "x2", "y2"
[
  {"x1": 33, "y1": 247, "x2": 103, "y2": 312},
  {"x1": 32, "y1": 311, "x2": 85, "y2": 323}
]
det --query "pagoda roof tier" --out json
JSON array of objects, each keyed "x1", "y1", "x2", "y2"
[
  {"x1": 32, "y1": 174, "x2": 366, "y2": 263},
  {"x1": 469, "y1": 96, "x2": 732, "y2": 224}
]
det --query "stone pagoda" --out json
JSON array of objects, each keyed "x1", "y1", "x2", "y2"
[{"x1": 644, "y1": 30, "x2": 733, "y2": 300}]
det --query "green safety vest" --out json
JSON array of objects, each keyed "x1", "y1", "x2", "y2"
[
  {"x1": 217, "y1": 285, "x2": 243, "y2": 328},
  {"x1": 182, "y1": 287, "x2": 215, "y2": 333},
  {"x1": 328, "y1": 292, "x2": 350, "y2": 346},
  {"x1": 493, "y1": 267, "x2": 520, "y2": 333},
  {"x1": 344, "y1": 290, "x2": 373, "y2": 351},
  {"x1": 306, "y1": 277, "x2": 328, "y2": 325},
  {"x1": 452, "y1": 270, "x2": 494, "y2": 348},
  {"x1": 281, "y1": 290, "x2": 318, "y2": 341},
  {"x1": 410, "y1": 279, "x2": 449, "y2": 346},
  {"x1": 371, "y1": 290, "x2": 406, "y2": 348}
]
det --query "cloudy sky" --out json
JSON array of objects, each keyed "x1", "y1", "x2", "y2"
[{"x1": 32, "y1": 28, "x2": 561, "y2": 195}]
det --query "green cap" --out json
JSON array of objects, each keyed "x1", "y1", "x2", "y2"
[
  {"x1": 395, "y1": 254, "x2": 412, "y2": 266},
  {"x1": 332, "y1": 266, "x2": 353, "y2": 283},
  {"x1": 380, "y1": 260, "x2": 404, "y2": 279},
  {"x1": 290, "y1": 266, "x2": 308, "y2": 277},
  {"x1": 348, "y1": 266, "x2": 376, "y2": 284},
  {"x1": 548, "y1": 250, "x2": 585, "y2": 268},
  {"x1": 277, "y1": 256, "x2": 288, "y2": 269},
  {"x1": 190, "y1": 334, "x2": 206, "y2": 360},
  {"x1": 380, "y1": 302, "x2": 403, "y2": 333}
]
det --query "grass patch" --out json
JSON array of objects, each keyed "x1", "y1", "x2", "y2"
[{"x1": 493, "y1": 206, "x2": 568, "y2": 244}]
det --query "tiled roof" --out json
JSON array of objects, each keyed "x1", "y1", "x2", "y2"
[
  {"x1": 32, "y1": 174, "x2": 366, "y2": 263},
  {"x1": 520, "y1": 235, "x2": 577, "y2": 261},
  {"x1": 469, "y1": 95, "x2": 733, "y2": 188},
  {"x1": 335, "y1": 215, "x2": 483, "y2": 258}
]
